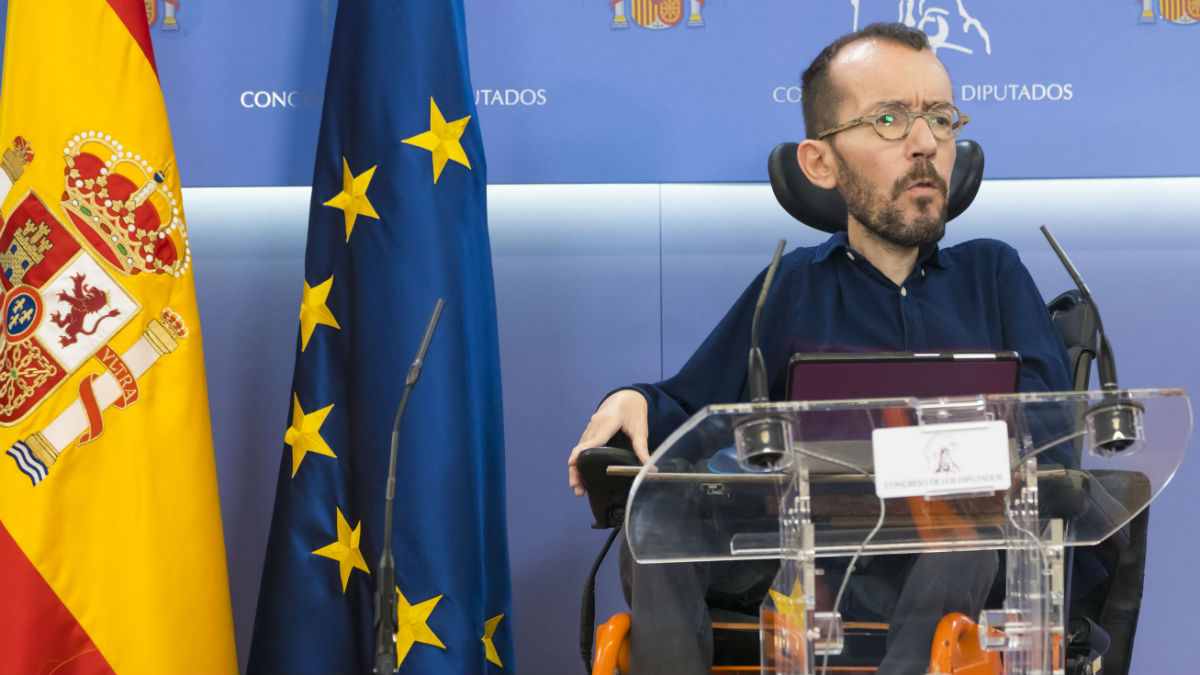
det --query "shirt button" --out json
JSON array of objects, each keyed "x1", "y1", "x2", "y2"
[
  {"x1": 900, "y1": 287, "x2": 907, "y2": 297},
  {"x1": 921, "y1": 268, "x2": 926, "y2": 278},
  {"x1": 846, "y1": 251, "x2": 855, "y2": 261}
]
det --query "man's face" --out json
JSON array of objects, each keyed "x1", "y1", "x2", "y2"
[
  {"x1": 834, "y1": 144, "x2": 947, "y2": 248},
  {"x1": 824, "y1": 40, "x2": 957, "y2": 249}
]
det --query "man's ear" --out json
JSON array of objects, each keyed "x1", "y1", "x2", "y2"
[{"x1": 796, "y1": 139, "x2": 838, "y2": 190}]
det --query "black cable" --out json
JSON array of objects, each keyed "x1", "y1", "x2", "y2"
[{"x1": 580, "y1": 523, "x2": 623, "y2": 674}]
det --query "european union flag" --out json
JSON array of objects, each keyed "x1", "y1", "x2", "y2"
[{"x1": 246, "y1": 1, "x2": 512, "y2": 672}]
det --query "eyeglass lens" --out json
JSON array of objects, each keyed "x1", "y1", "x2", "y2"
[{"x1": 873, "y1": 104, "x2": 960, "y2": 140}]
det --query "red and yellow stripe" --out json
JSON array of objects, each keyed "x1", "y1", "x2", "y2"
[
  {"x1": 632, "y1": 0, "x2": 663, "y2": 27},
  {"x1": 1160, "y1": 0, "x2": 1200, "y2": 22}
]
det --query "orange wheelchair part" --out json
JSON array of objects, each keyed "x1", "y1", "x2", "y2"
[{"x1": 591, "y1": 610, "x2": 1009, "y2": 675}]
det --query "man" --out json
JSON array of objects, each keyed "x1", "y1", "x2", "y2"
[{"x1": 568, "y1": 22, "x2": 1072, "y2": 674}]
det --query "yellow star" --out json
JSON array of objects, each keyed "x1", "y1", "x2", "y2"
[
  {"x1": 395, "y1": 587, "x2": 445, "y2": 667},
  {"x1": 402, "y1": 97, "x2": 471, "y2": 184},
  {"x1": 311, "y1": 507, "x2": 370, "y2": 592},
  {"x1": 323, "y1": 157, "x2": 379, "y2": 241},
  {"x1": 768, "y1": 578, "x2": 807, "y2": 629},
  {"x1": 284, "y1": 394, "x2": 336, "y2": 477},
  {"x1": 299, "y1": 276, "x2": 341, "y2": 351},
  {"x1": 482, "y1": 614, "x2": 504, "y2": 667}
]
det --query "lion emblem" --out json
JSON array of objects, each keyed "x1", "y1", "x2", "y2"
[{"x1": 48, "y1": 273, "x2": 121, "y2": 347}]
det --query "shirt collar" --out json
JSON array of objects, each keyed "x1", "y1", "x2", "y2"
[
  {"x1": 812, "y1": 230, "x2": 953, "y2": 269},
  {"x1": 812, "y1": 231, "x2": 850, "y2": 263}
]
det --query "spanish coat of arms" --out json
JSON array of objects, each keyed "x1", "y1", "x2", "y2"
[{"x1": 1, "y1": 133, "x2": 190, "y2": 485}]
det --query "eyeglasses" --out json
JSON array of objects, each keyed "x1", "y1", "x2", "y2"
[{"x1": 815, "y1": 102, "x2": 969, "y2": 142}]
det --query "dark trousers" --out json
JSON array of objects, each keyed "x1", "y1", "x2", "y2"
[{"x1": 619, "y1": 537, "x2": 997, "y2": 675}]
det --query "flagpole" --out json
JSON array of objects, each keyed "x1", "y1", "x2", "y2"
[{"x1": 373, "y1": 298, "x2": 445, "y2": 674}]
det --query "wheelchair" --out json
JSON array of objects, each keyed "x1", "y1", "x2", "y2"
[{"x1": 577, "y1": 140, "x2": 1147, "y2": 675}]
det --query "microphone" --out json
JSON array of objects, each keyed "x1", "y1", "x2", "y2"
[
  {"x1": 735, "y1": 240, "x2": 794, "y2": 470},
  {"x1": 374, "y1": 298, "x2": 444, "y2": 674},
  {"x1": 748, "y1": 240, "x2": 787, "y2": 403},
  {"x1": 1040, "y1": 226, "x2": 1143, "y2": 455}
]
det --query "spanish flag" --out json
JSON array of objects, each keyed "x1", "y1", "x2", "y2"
[{"x1": 0, "y1": 2, "x2": 236, "y2": 673}]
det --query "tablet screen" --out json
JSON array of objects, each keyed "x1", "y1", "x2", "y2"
[{"x1": 787, "y1": 352, "x2": 1021, "y2": 401}]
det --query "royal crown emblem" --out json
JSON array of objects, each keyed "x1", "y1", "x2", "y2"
[
  {"x1": 1, "y1": 133, "x2": 191, "y2": 486},
  {"x1": 60, "y1": 132, "x2": 191, "y2": 277}
]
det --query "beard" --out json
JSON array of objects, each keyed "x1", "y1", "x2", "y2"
[{"x1": 834, "y1": 150, "x2": 948, "y2": 249}]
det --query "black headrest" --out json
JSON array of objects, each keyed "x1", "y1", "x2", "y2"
[{"x1": 767, "y1": 139, "x2": 985, "y2": 234}]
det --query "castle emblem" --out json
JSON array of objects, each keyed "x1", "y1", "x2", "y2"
[
  {"x1": 610, "y1": 0, "x2": 705, "y2": 29},
  {"x1": 0, "y1": 134, "x2": 192, "y2": 486},
  {"x1": 0, "y1": 219, "x2": 52, "y2": 286}
]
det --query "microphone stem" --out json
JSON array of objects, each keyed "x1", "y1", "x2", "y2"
[
  {"x1": 374, "y1": 298, "x2": 444, "y2": 674},
  {"x1": 751, "y1": 240, "x2": 787, "y2": 354},
  {"x1": 1039, "y1": 226, "x2": 1117, "y2": 391},
  {"x1": 749, "y1": 240, "x2": 786, "y2": 403}
]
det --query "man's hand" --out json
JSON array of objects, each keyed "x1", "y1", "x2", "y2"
[{"x1": 568, "y1": 389, "x2": 650, "y2": 497}]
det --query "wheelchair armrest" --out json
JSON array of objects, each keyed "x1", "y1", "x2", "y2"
[
  {"x1": 1082, "y1": 469, "x2": 1152, "y2": 552},
  {"x1": 1037, "y1": 469, "x2": 1089, "y2": 522},
  {"x1": 1037, "y1": 468, "x2": 1151, "y2": 551},
  {"x1": 1047, "y1": 289, "x2": 1100, "y2": 391},
  {"x1": 577, "y1": 446, "x2": 640, "y2": 530}
]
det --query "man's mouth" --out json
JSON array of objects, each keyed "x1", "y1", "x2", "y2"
[
  {"x1": 907, "y1": 179, "x2": 940, "y2": 193},
  {"x1": 892, "y1": 164, "x2": 948, "y2": 200},
  {"x1": 883, "y1": 162, "x2": 945, "y2": 200}
]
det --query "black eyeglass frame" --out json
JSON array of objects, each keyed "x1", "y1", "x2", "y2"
[{"x1": 815, "y1": 103, "x2": 970, "y2": 142}]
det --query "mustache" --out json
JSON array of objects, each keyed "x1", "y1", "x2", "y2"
[{"x1": 891, "y1": 161, "x2": 948, "y2": 200}]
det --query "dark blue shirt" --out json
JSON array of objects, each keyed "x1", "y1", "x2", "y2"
[
  {"x1": 623, "y1": 231, "x2": 1104, "y2": 595},
  {"x1": 631, "y1": 231, "x2": 1072, "y2": 449}
]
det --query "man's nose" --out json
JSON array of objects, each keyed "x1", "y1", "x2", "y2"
[{"x1": 905, "y1": 116, "x2": 939, "y2": 159}]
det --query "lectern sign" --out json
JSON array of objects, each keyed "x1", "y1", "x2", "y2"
[{"x1": 872, "y1": 420, "x2": 1011, "y2": 499}]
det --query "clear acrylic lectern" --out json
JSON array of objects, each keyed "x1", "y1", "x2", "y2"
[{"x1": 624, "y1": 389, "x2": 1191, "y2": 675}]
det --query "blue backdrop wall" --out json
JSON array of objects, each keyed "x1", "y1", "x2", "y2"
[
  {"x1": 3, "y1": 0, "x2": 1189, "y2": 187},
  {"x1": 3, "y1": 1, "x2": 1199, "y2": 673}
]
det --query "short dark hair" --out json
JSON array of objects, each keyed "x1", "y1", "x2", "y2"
[{"x1": 800, "y1": 23, "x2": 931, "y2": 139}]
